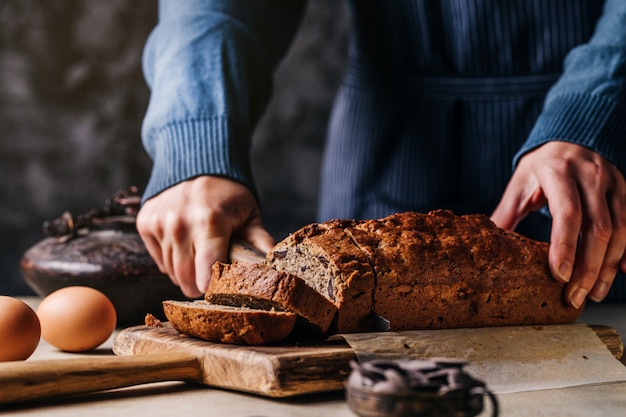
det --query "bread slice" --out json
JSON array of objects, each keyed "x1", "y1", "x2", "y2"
[
  {"x1": 162, "y1": 300, "x2": 296, "y2": 345},
  {"x1": 206, "y1": 261, "x2": 338, "y2": 335},
  {"x1": 267, "y1": 210, "x2": 582, "y2": 332},
  {"x1": 266, "y1": 219, "x2": 376, "y2": 333}
]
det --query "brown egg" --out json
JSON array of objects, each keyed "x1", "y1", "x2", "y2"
[
  {"x1": 0, "y1": 296, "x2": 41, "y2": 361},
  {"x1": 36, "y1": 286, "x2": 117, "y2": 352}
]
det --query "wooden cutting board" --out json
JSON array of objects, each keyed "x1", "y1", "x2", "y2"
[
  {"x1": 112, "y1": 322, "x2": 356, "y2": 397},
  {"x1": 112, "y1": 322, "x2": 623, "y2": 398},
  {"x1": 0, "y1": 323, "x2": 621, "y2": 405}
]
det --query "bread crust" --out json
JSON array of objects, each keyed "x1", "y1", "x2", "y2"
[
  {"x1": 163, "y1": 300, "x2": 296, "y2": 345},
  {"x1": 206, "y1": 261, "x2": 338, "y2": 335},
  {"x1": 354, "y1": 210, "x2": 580, "y2": 329}
]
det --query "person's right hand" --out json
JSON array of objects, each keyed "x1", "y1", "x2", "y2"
[
  {"x1": 136, "y1": 176, "x2": 276, "y2": 298},
  {"x1": 491, "y1": 141, "x2": 626, "y2": 308}
]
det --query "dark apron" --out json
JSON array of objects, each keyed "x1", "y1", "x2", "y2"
[{"x1": 320, "y1": 62, "x2": 556, "y2": 238}]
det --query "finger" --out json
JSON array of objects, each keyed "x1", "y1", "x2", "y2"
[
  {"x1": 618, "y1": 184, "x2": 626, "y2": 273},
  {"x1": 589, "y1": 241, "x2": 623, "y2": 303},
  {"x1": 544, "y1": 174, "x2": 582, "y2": 285},
  {"x1": 140, "y1": 233, "x2": 167, "y2": 273},
  {"x1": 491, "y1": 177, "x2": 527, "y2": 231},
  {"x1": 136, "y1": 209, "x2": 167, "y2": 273},
  {"x1": 173, "y1": 243, "x2": 202, "y2": 299},
  {"x1": 194, "y1": 235, "x2": 230, "y2": 295},
  {"x1": 239, "y1": 223, "x2": 276, "y2": 254},
  {"x1": 491, "y1": 173, "x2": 546, "y2": 231},
  {"x1": 589, "y1": 187, "x2": 626, "y2": 302},
  {"x1": 564, "y1": 185, "x2": 613, "y2": 309},
  {"x1": 161, "y1": 238, "x2": 178, "y2": 287},
  {"x1": 159, "y1": 207, "x2": 196, "y2": 292},
  {"x1": 490, "y1": 191, "x2": 522, "y2": 231}
]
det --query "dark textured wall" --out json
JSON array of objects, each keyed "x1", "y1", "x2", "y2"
[{"x1": 0, "y1": 1, "x2": 348, "y2": 294}]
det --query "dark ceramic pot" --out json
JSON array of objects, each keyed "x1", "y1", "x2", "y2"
[{"x1": 19, "y1": 188, "x2": 185, "y2": 327}]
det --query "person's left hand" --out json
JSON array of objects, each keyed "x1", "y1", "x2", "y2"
[{"x1": 491, "y1": 141, "x2": 626, "y2": 309}]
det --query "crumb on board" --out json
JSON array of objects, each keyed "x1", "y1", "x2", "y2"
[{"x1": 145, "y1": 313, "x2": 163, "y2": 327}]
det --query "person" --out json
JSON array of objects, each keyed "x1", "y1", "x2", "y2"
[{"x1": 136, "y1": 0, "x2": 626, "y2": 308}]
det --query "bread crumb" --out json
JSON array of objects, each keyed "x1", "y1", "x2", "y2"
[{"x1": 145, "y1": 313, "x2": 163, "y2": 327}]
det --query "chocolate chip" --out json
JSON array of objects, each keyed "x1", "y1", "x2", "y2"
[{"x1": 272, "y1": 250, "x2": 287, "y2": 259}]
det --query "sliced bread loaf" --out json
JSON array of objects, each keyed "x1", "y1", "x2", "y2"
[
  {"x1": 267, "y1": 210, "x2": 581, "y2": 332},
  {"x1": 163, "y1": 300, "x2": 296, "y2": 345},
  {"x1": 206, "y1": 261, "x2": 338, "y2": 335}
]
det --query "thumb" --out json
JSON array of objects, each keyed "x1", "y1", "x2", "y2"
[
  {"x1": 491, "y1": 196, "x2": 523, "y2": 231},
  {"x1": 240, "y1": 223, "x2": 276, "y2": 254},
  {"x1": 492, "y1": 174, "x2": 547, "y2": 232}
]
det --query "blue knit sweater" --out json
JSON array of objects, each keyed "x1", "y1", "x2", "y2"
[{"x1": 141, "y1": 0, "x2": 626, "y2": 205}]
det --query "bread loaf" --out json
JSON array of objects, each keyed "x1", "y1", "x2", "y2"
[
  {"x1": 163, "y1": 210, "x2": 581, "y2": 345},
  {"x1": 162, "y1": 300, "x2": 296, "y2": 345},
  {"x1": 206, "y1": 261, "x2": 338, "y2": 335},
  {"x1": 267, "y1": 210, "x2": 581, "y2": 333}
]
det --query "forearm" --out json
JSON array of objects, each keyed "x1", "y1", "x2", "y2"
[
  {"x1": 516, "y1": 0, "x2": 626, "y2": 176},
  {"x1": 141, "y1": 0, "x2": 307, "y2": 201}
]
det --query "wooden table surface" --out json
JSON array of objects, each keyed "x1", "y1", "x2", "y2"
[{"x1": 2, "y1": 299, "x2": 626, "y2": 417}]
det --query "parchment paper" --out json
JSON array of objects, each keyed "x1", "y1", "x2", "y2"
[{"x1": 338, "y1": 324, "x2": 626, "y2": 394}]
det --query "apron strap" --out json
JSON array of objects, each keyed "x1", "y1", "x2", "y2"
[{"x1": 344, "y1": 62, "x2": 560, "y2": 100}]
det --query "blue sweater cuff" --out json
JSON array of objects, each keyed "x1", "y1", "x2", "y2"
[
  {"x1": 142, "y1": 116, "x2": 254, "y2": 202},
  {"x1": 515, "y1": 93, "x2": 626, "y2": 177}
]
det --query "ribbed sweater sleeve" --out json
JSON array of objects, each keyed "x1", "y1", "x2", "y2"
[
  {"x1": 140, "y1": 0, "x2": 306, "y2": 202},
  {"x1": 516, "y1": 0, "x2": 626, "y2": 176}
]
